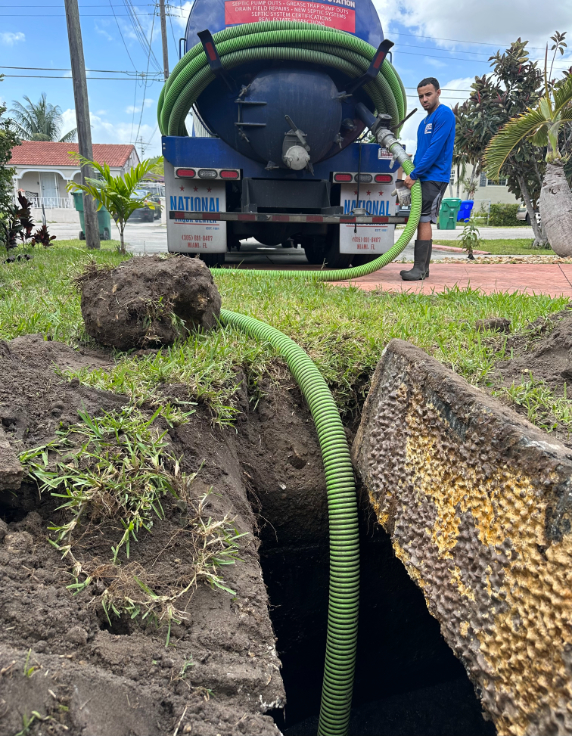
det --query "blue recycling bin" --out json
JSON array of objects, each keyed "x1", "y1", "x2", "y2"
[{"x1": 457, "y1": 200, "x2": 474, "y2": 222}]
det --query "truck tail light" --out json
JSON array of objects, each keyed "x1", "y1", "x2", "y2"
[
  {"x1": 176, "y1": 168, "x2": 196, "y2": 178},
  {"x1": 375, "y1": 174, "x2": 393, "y2": 183},
  {"x1": 334, "y1": 173, "x2": 353, "y2": 182},
  {"x1": 198, "y1": 169, "x2": 217, "y2": 179},
  {"x1": 355, "y1": 173, "x2": 372, "y2": 182},
  {"x1": 220, "y1": 170, "x2": 239, "y2": 179}
]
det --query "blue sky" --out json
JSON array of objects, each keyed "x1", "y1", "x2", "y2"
[{"x1": 1, "y1": 0, "x2": 571, "y2": 158}]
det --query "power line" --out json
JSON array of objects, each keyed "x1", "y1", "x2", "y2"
[
  {"x1": 391, "y1": 31, "x2": 553, "y2": 53},
  {"x1": 134, "y1": 3, "x2": 155, "y2": 146},
  {"x1": 1, "y1": 73, "x2": 162, "y2": 80},
  {"x1": 122, "y1": 0, "x2": 162, "y2": 73},
  {"x1": 0, "y1": 64, "x2": 161, "y2": 75},
  {"x1": 109, "y1": 0, "x2": 138, "y2": 70}
]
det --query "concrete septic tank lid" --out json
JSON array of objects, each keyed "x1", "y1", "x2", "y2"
[{"x1": 353, "y1": 339, "x2": 572, "y2": 736}]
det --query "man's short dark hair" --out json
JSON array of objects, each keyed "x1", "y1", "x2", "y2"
[{"x1": 417, "y1": 77, "x2": 440, "y2": 91}]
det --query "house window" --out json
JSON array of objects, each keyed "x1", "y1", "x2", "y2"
[
  {"x1": 449, "y1": 171, "x2": 455, "y2": 184},
  {"x1": 479, "y1": 172, "x2": 487, "y2": 187},
  {"x1": 487, "y1": 178, "x2": 507, "y2": 186}
]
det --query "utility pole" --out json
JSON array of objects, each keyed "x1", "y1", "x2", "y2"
[
  {"x1": 159, "y1": 0, "x2": 169, "y2": 81},
  {"x1": 64, "y1": 0, "x2": 100, "y2": 250}
]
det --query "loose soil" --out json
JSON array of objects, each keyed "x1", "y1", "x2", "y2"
[
  {"x1": 0, "y1": 336, "x2": 283, "y2": 736},
  {"x1": 490, "y1": 307, "x2": 572, "y2": 446},
  {"x1": 0, "y1": 334, "x2": 498, "y2": 736}
]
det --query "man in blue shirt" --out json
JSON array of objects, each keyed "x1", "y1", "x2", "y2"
[{"x1": 401, "y1": 77, "x2": 456, "y2": 281}]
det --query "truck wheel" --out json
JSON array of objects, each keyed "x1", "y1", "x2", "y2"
[
  {"x1": 145, "y1": 210, "x2": 154, "y2": 223},
  {"x1": 201, "y1": 253, "x2": 225, "y2": 267},
  {"x1": 323, "y1": 229, "x2": 353, "y2": 269},
  {"x1": 304, "y1": 244, "x2": 325, "y2": 265},
  {"x1": 352, "y1": 254, "x2": 378, "y2": 267}
]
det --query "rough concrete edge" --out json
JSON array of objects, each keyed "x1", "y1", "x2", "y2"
[{"x1": 353, "y1": 338, "x2": 572, "y2": 542}]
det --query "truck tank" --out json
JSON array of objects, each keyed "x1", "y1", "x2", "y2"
[{"x1": 159, "y1": 2, "x2": 409, "y2": 266}]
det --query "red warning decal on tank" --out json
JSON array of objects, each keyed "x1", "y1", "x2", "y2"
[{"x1": 224, "y1": 0, "x2": 356, "y2": 33}]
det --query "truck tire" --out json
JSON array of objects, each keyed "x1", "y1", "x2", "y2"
[
  {"x1": 201, "y1": 253, "x2": 225, "y2": 267},
  {"x1": 304, "y1": 244, "x2": 325, "y2": 265},
  {"x1": 323, "y1": 229, "x2": 353, "y2": 269}
]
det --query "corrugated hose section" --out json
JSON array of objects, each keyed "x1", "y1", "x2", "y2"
[
  {"x1": 219, "y1": 309, "x2": 359, "y2": 736},
  {"x1": 159, "y1": 23, "x2": 422, "y2": 736}
]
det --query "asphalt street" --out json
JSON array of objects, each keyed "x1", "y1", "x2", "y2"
[{"x1": 48, "y1": 221, "x2": 536, "y2": 264}]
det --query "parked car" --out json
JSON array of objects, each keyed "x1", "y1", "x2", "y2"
[
  {"x1": 517, "y1": 205, "x2": 541, "y2": 226},
  {"x1": 146, "y1": 194, "x2": 162, "y2": 220},
  {"x1": 130, "y1": 190, "x2": 156, "y2": 222}
]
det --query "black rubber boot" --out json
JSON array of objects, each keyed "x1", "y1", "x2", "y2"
[
  {"x1": 400, "y1": 240, "x2": 431, "y2": 281},
  {"x1": 425, "y1": 239, "x2": 432, "y2": 277}
]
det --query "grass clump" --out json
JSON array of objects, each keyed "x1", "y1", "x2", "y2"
[
  {"x1": 434, "y1": 238, "x2": 555, "y2": 256},
  {"x1": 494, "y1": 373, "x2": 572, "y2": 436},
  {"x1": 20, "y1": 404, "x2": 245, "y2": 638},
  {"x1": 21, "y1": 405, "x2": 190, "y2": 563}
]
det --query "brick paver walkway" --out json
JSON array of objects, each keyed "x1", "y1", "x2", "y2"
[{"x1": 333, "y1": 263, "x2": 572, "y2": 298}]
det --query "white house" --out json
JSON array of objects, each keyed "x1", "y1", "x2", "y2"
[
  {"x1": 451, "y1": 163, "x2": 521, "y2": 211},
  {"x1": 10, "y1": 141, "x2": 140, "y2": 208}
]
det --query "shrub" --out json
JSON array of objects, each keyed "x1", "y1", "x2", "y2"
[{"x1": 488, "y1": 203, "x2": 521, "y2": 226}]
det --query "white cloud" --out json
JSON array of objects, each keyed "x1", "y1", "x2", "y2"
[
  {"x1": 0, "y1": 32, "x2": 25, "y2": 46},
  {"x1": 61, "y1": 107, "x2": 161, "y2": 155},
  {"x1": 95, "y1": 25, "x2": 113, "y2": 42},
  {"x1": 125, "y1": 98, "x2": 154, "y2": 114},
  {"x1": 424, "y1": 57, "x2": 446, "y2": 69},
  {"x1": 375, "y1": 0, "x2": 572, "y2": 52},
  {"x1": 174, "y1": 1, "x2": 193, "y2": 31}
]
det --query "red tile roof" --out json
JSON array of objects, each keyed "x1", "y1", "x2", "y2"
[{"x1": 10, "y1": 141, "x2": 137, "y2": 168}]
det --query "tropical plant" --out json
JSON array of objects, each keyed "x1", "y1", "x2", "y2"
[
  {"x1": 0, "y1": 75, "x2": 21, "y2": 248},
  {"x1": 454, "y1": 39, "x2": 548, "y2": 247},
  {"x1": 485, "y1": 34, "x2": 572, "y2": 256},
  {"x1": 1, "y1": 193, "x2": 56, "y2": 251},
  {"x1": 68, "y1": 156, "x2": 162, "y2": 253},
  {"x1": 457, "y1": 216, "x2": 482, "y2": 260},
  {"x1": 9, "y1": 93, "x2": 76, "y2": 142}
]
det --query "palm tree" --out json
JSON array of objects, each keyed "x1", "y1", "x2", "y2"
[
  {"x1": 68, "y1": 155, "x2": 162, "y2": 254},
  {"x1": 9, "y1": 93, "x2": 76, "y2": 142},
  {"x1": 484, "y1": 73, "x2": 572, "y2": 256}
]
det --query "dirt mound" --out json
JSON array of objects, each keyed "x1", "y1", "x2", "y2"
[
  {"x1": 0, "y1": 337, "x2": 283, "y2": 736},
  {"x1": 492, "y1": 308, "x2": 572, "y2": 445},
  {"x1": 79, "y1": 255, "x2": 221, "y2": 350}
]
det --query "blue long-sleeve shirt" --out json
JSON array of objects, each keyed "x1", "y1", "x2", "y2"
[{"x1": 410, "y1": 104, "x2": 456, "y2": 183}]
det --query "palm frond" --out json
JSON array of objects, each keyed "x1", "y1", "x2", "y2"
[
  {"x1": 59, "y1": 128, "x2": 77, "y2": 143},
  {"x1": 553, "y1": 72, "x2": 572, "y2": 114},
  {"x1": 484, "y1": 108, "x2": 547, "y2": 180}
]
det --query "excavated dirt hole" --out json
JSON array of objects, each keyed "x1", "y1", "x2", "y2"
[
  {"x1": 0, "y1": 335, "x2": 498, "y2": 734},
  {"x1": 257, "y1": 503, "x2": 497, "y2": 736},
  {"x1": 233, "y1": 381, "x2": 497, "y2": 736}
]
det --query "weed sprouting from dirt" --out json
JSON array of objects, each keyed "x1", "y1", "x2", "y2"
[
  {"x1": 21, "y1": 405, "x2": 185, "y2": 563},
  {"x1": 94, "y1": 491, "x2": 246, "y2": 640},
  {"x1": 19, "y1": 407, "x2": 247, "y2": 639}
]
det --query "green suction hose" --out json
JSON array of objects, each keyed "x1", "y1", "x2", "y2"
[
  {"x1": 158, "y1": 21, "x2": 405, "y2": 137},
  {"x1": 159, "y1": 25, "x2": 422, "y2": 735},
  {"x1": 219, "y1": 309, "x2": 359, "y2": 736}
]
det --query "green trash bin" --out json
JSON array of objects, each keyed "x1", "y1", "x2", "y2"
[
  {"x1": 438, "y1": 198, "x2": 462, "y2": 230},
  {"x1": 71, "y1": 192, "x2": 112, "y2": 241}
]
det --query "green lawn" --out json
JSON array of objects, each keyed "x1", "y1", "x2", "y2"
[
  {"x1": 434, "y1": 238, "x2": 555, "y2": 256},
  {"x1": 0, "y1": 240, "x2": 568, "y2": 428}
]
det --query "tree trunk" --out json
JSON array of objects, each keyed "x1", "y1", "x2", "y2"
[
  {"x1": 517, "y1": 174, "x2": 548, "y2": 248},
  {"x1": 119, "y1": 226, "x2": 125, "y2": 255},
  {"x1": 467, "y1": 163, "x2": 478, "y2": 201},
  {"x1": 539, "y1": 161, "x2": 572, "y2": 257},
  {"x1": 456, "y1": 163, "x2": 461, "y2": 198}
]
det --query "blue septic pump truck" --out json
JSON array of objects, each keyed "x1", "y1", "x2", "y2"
[{"x1": 160, "y1": 0, "x2": 410, "y2": 268}]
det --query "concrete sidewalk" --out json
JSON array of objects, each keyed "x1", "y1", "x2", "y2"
[{"x1": 334, "y1": 262, "x2": 572, "y2": 298}]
